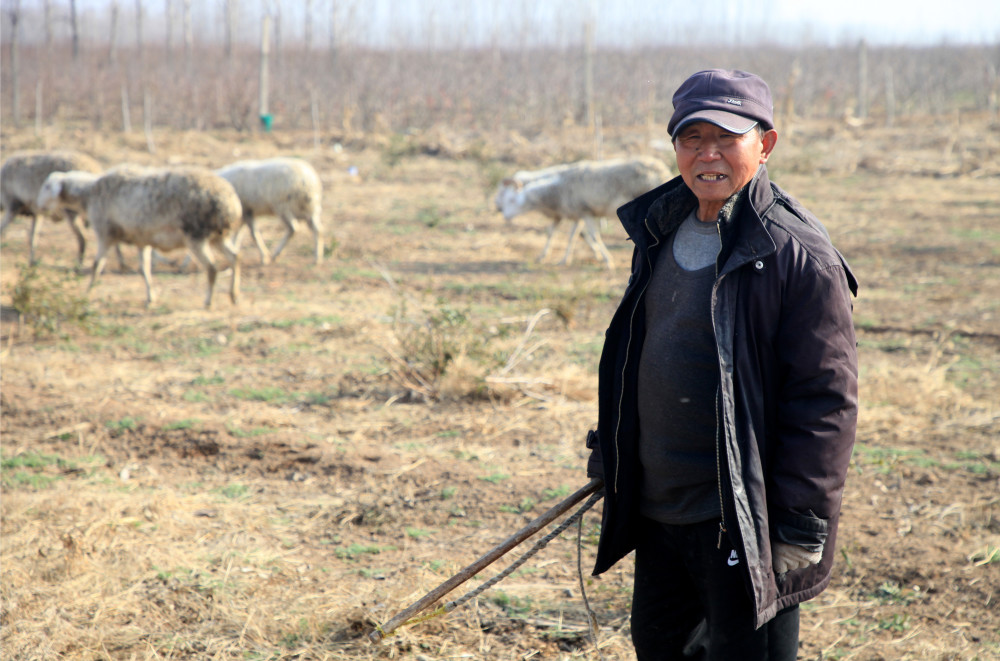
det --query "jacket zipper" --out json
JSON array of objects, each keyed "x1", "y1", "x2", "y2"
[
  {"x1": 713, "y1": 220, "x2": 728, "y2": 549},
  {"x1": 613, "y1": 218, "x2": 660, "y2": 492}
]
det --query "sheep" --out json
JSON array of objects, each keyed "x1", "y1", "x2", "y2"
[
  {"x1": 0, "y1": 150, "x2": 103, "y2": 265},
  {"x1": 215, "y1": 157, "x2": 324, "y2": 265},
  {"x1": 36, "y1": 170, "x2": 136, "y2": 274},
  {"x1": 77, "y1": 165, "x2": 244, "y2": 308},
  {"x1": 494, "y1": 156, "x2": 671, "y2": 270}
]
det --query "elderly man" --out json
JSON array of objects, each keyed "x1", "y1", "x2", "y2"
[{"x1": 585, "y1": 69, "x2": 859, "y2": 659}]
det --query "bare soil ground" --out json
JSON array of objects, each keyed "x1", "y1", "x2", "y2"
[{"x1": 1, "y1": 117, "x2": 998, "y2": 660}]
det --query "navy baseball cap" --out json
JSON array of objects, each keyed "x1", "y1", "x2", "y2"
[{"x1": 668, "y1": 69, "x2": 774, "y2": 137}]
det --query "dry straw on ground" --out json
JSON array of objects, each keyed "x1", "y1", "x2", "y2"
[{"x1": 2, "y1": 117, "x2": 999, "y2": 660}]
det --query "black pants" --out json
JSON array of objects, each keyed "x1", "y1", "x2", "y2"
[{"x1": 630, "y1": 517, "x2": 800, "y2": 661}]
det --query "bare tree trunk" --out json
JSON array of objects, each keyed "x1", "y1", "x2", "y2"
[
  {"x1": 35, "y1": 80, "x2": 43, "y2": 135},
  {"x1": 183, "y1": 0, "x2": 193, "y2": 74},
  {"x1": 121, "y1": 84, "x2": 132, "y2": 132},
  {"x1": 70, "y1": 0, "x2": 79, "y2": 60},
  {"x1": 272, "y1": 0, "x2": 282, "y2": 70},
  {"x1": 310, "y1": 86, "x2": 320, "y2": 149},
  {"x1": 164, "y1": 0, "x2": 173, "y2": 62},
  {"x1": 857, "y1": 39, "x2": 869, "y2": 120},
  {"x1": 884, "y1": 66, "x2": 895, "y2": 128},
  {"x1": 144, "y1": 90, "x2": 156, "y2": 154},
  {"x1": 225, "y1": 0, "x2": 239, "y2": 61},
  {"x1": 328, "y1": 0, "x2": 337, "y2": 63},
  {"x1": 108, "y1": 2, "x2": 119, "y2": 66},
  {"x1": 259, "y1": 15, "x2": 271, "y2": 126},
  {"x1": 7, "y1": 1, "x2": 21, "y2": 127},
  {"x1": 43, "y1": 0, "x2": 53, "y2": 46},
  {"x1": 988, "y1": 62, "x2": 999, "y2": 123},
  {"x1": 583, "y1": 18, "x2": 594, "y2": 130},
  {"x1": 135, "y1": 0, "x2": 144, "y2": 66},
  {"x1": 782, "y1": 60, "x2": 801, "y2": 137},
  {"x1": 304, "y1": 0, "x2": 313, "y2": 52}
]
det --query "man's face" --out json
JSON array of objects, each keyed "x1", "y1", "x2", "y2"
[{"x1": 673, "y1": 122, "x2": 778, "y2": 219}]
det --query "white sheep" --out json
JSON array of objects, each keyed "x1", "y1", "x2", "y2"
[
  {"x1": 0, "y1": 150, "x2": 103, "y2": 265},
  {"x1": 36, "y1": 170, "x2": 137, "y2": 273},
  {"x1": 494, "y1": 156, "x2": 671, "y2": 270},
  {"x1": 215, "y1": 157, "x2": 324, "y2": 265},
  {"x1": 78, "y1": 165, "x2": 244, "y2": 308}
]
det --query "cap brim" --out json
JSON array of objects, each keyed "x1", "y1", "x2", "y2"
[{"x1": 672, "y1": 110, "x2": 758, "y2": 137}]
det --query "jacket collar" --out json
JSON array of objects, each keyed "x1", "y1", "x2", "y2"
[{"x1": 618, "y1": 165, "x2": 778, "y2": 269}]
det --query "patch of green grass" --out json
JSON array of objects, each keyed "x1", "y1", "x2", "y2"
[
  {"x1": 542, "y1": 485, "x2": 573, "y2": 501},
  {"x1": 479, "y1": 471, "x2": 510, "y2": 484},
  {"x1": 489, "y1": 591, "x2": 533, "y2": 616},
  {"x1": 106, "y1": 416, "x2": 141, "y2": 436},
  {"x1": 501, "y1": 497, "x2": 536, "y2": 514},
  {"x1": 163, "y1": 418, "x2": 200, "y2": 431},
  {"x1": 182, "y1": 389, "x2": 210, "y2": 403},
  {"x1": 334, "y1": 543, "x2": 390, "y2": 561},
  {"x1": 405, "y1": 527, "x2": 431, "y2": 539},
  {"x1": 229, "y1": 386, "x2": 291, "y2": 404},
  {"x1": 440, "y1": 486, "x2": 458, "y2": 500},
  {"x1": 269, "y1": 315, "x2": 341, "y2": 330},
  {"x1": 10, "y1": 261, "x2": 95, "y2": 338},
  {"x1": 193, "y1": 374, "x2": 225, "y2": 386},
  {"x1": 2, "y1": 451, "x2": 62, "y2": 470},
  {"x1": 226, "y1": 424, "x2": 276, "y2": 438},
  {"x1": 2, "y1": 471, "x2": 60, "y2": 489},
  {"x1": 213, "y1": 483, "x2": 249, "y2": 500},
  {"x1": 876, "y1": 613, "x2": 910, "y2": 632}
]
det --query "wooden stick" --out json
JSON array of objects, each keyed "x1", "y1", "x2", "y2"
[{"x1": 368, "y1": 477, "x2": 604, "y2": 644}]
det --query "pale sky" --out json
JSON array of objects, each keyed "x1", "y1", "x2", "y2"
[{"x1": 21, "y1": 0, "x2": 1000, "y2": 49}]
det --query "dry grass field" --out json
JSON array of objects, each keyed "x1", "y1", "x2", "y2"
[{"x1": 1, "y1": 116, "x2": 998, "y2": 660}]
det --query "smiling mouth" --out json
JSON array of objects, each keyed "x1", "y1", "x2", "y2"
[{"x1": 698, "y1": 174, "x2": 727, "y2": 181}]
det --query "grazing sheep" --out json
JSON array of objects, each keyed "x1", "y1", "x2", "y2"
[
  {"x1": 215, "y1": 157, "x2": 324, "y2": 265},
  {"x1": 0, "y1": 150, "x2": 103, "y2": 265},
  {"x1": 494, "y1": 156, "x2": 671, "y2": 270},
  {"x1": 81, "y1": 165, "x2": 243, "y2": 308},
  {"x1": 36, "y1": 170, "x2": 135, "y2": 273}
]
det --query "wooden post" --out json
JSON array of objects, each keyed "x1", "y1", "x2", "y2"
[
  {"x1": 70, "y1": 0, "x2": 79, "y2": 61},
  {"x1": 34, "y1": 80, "x2": 42, "y2": 135},
  {"x1": 7, "y1": 1, "x2": 20, "y2": 127},
  {"x1": 583, "y1": 15, "x2": 595, "y2": 131},
  {"x1": 121, "y1": 84, "x2": 132, "y2": 132},
  {"x1": 144, "y1": 90, "x2": 156, "y2": 154},
  {"x1": 259, "y1": 15, "x2": 271, "y2": 129},
  {"x1": 183, "y1": 0, "x2": 192, "y2": 75},
  {"x1": 884, "y1": 66, "x2": 895, "y2": 128},
  {"x1": 857, "y1": 39, "x2": 869, "y2": 121},
  {"x1": 107, "y1": 1, "x2": 119, "y2": 66}
]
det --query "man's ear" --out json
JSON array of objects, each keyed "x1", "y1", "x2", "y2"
[{"x1": 760, "y1": 129, "x2": 778, "y2": 163}]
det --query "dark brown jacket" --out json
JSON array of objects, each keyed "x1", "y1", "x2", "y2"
[{"x1": 587, "y1": 165, "x2": 859, "y2": 628}]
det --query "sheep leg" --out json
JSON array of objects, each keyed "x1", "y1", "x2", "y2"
[
  {"x1": 538, "y1": 220, "x2": 560, "y2": 262},
  {"x1": 88, "y1": 238, "x2": 112, "y2": 293},
  {"x1": 188, "y1": 239, "x2": 220, "y2": 309},
  {"x1": 66, "y1": 211, "x2": 88, "y2": 267},
  {"x1": 557, "y1": 220, "x2": 586, "y2": 266},
  {"x1": 0, "y1": 208, "x2": 15, "y2": 236},
  {"x1": 114, "y1": 245, "x2": 131, "y2": 273},
  {"x1": 139, "y1": 245, "x2": 157, "y2": 307},
  {"x1": 215, "y1": 237, "x2": 241, "y2": 304},
  {"x1": 580, "y1": 216, "x2": 614, "y2": 271},
  {"x1": 28, "y1": 214, "x2": 42, "y2": 264},
  {"x1": 268, "y1": 214, "x2": 297, "y2": 263},
  {"x1": 241, "y1": 213, "x2": 271, "y2": 265},
  {"x1": 306, "y1": 212, "x2": 323, "y2": 265}
]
